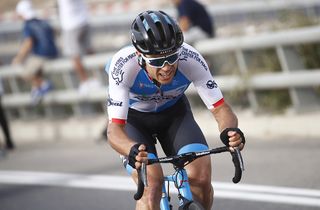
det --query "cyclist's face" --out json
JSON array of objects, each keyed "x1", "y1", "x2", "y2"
[{"x1": 142, "y1": 52, "x2": 179, "y2": 85}]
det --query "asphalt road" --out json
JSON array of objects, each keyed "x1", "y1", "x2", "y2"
[{"x1": 0, "y1": 136, "x2": 319, "y2": 210}]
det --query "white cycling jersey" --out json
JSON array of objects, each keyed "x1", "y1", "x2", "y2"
[{"x1": 106, "y1": 43, "x2": 224, "y2": 124}]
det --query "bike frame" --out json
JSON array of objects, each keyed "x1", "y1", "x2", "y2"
[
  {"x1": 161, "y1": 169, "x2": 192, "y2": 209},
  {"x1": 134, "y1": 146, "x2": 244, "y2": 210}
]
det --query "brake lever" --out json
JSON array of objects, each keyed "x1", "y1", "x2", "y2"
[
  {"x1": 141, "y1": 162, "x2": 148, "y2": 187},
  {"x1": 134, "y1": 162, "x2": 148, "y2": 200},
  {"x1": 230, "y1": 147, "x2": 244, "y2": 184}
]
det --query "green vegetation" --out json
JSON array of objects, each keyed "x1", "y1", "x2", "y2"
[
  {"x1": 296, "y1": 43, "x2": 320, "y2": 70},
  {"x1": 255, "y1": 89, "x2": 291, "y2": 114},
  {"x1": 244, "y1": 48, "x2": 281, "y2": 74}
]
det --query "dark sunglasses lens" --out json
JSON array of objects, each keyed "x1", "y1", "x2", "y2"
[
  {"x1": 147, "y1": 53, "x2": 179, "y2": 67},
  {"x1": 167, "y1": 54, "x2": 179, "y2": 64},
  {"x1": 149, "y1": 58, "x2": 166, "y2": 67}
]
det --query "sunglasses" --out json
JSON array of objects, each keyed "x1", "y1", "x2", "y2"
[{"x1": 141, "y1": 51, "x2": 180, "y2": 68}]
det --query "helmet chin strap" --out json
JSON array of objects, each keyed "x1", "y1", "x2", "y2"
[
  {"x1": 152, "y1": 78, "x2": 161, "y2": 88},
  {"x1": 141, "y1": 62, "x2": 160, "y2": 87},
  {"x1": 138, "y1": 54, "x2": 146, "y2": 68}
]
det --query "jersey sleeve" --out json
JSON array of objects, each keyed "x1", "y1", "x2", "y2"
[
  {"x1": 106, "y1": 47, "x2": 138, "y2": 124},
  {"x1": 23, "y1": 23, "x2": 32, "y2": 39},
  {"x1": 179, "y1": 43, "x2": 224, "y2": 109}
]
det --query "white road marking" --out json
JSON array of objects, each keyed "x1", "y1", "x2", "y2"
[{"x1": 0, "y1": 170, "x2": 319, "y2": 207}]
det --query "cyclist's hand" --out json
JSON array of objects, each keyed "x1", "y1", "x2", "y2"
[
  {"x1": 227, "y1": 131, "x2": 245, "y2": 151},
  {"x1": 128, "y1": 143, "x2": 148, "y2": 169},
  {"x1": 135, "y1": 144, "x2": 148, "y2": 169},
  {"x1": 220, "y1": 128, "x2": 245, "y2": 151}
]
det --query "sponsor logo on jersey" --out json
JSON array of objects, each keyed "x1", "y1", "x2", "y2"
[
  {"x1": 112, "y1": 66, "x2": 124, "y2": 85},
  {"x1": 139, "y1": 82, "x2": 154, "y2": 89},
  {"x1": 180, "y1": 47, "x2": 208, "y2": 71},
  {"x1": 134, "y1": 94, "x2": 178, "y2": 103},
  {"x1": 206, "y1": 80, "x2": 218, "y2": 89},
  {"x1": 107, "y1": 98, "x2": 123, "y2": 107},
  {"x1": 112, "y1": 53, "x2": 136, "y2": 85},
  {"x1": 133, "y1": 85, "x2": 188, "y2": 103}
]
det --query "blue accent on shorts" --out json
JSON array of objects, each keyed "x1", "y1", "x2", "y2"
[{"x1": 178, "y1": 143, "x2": 208, "y2": 155}]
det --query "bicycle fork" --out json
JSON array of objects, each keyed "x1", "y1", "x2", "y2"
[{"x1": 161, "y1": 169, "x2": 193, "y2": 210}]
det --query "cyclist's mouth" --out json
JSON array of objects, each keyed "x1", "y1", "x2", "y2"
[{"x1": 159, "y1": 70, "x2": 173, "y2": 80}]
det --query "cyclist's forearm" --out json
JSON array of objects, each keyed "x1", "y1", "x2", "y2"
[
  {"x1": 211, "y1": 102, "x2": 238, "y2": 132},
  {"x1": 107, "y1": 122, "x2": 136, "y2": 156}
]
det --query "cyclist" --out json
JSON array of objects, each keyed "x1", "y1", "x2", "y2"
[{"x1": 106, "y1": 10, "x2": 245, "y2": 210}]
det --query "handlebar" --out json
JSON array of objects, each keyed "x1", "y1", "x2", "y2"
[
  {"x1": 133, "y1": 163, "x2": 147, "y2": 200},
  {"x1": 134, "y1": 146, "x2": 244, "y2": 200},
  {"x1": 231, "y1": 147, "x2": 244, "y2": 183}
]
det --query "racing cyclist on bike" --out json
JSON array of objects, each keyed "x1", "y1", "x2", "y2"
[{"x1": 106, "y1": 10, "x2": 245, "y2": 210}]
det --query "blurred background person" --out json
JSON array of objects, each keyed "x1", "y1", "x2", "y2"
[
  {"x1": 0, "y1": 78, "x2": 15, "y2": 151},
  {"x1": 172, "y1": 0, "x2": 215, "y2": 43},
  {"x1": 57, "y1": 0, "x2": 101, "y2": 95},
  {"x1": 12, "y1": 0, "x2": 58, "y2": 105}
]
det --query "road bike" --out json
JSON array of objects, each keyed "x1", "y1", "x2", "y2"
[{"x1": 133, "y1": 145, "x2": 244, "y2": 210}]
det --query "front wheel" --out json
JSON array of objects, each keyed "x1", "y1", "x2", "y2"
[{"x1": 179, "y1": 201, "x2": 205, "y2": 210}]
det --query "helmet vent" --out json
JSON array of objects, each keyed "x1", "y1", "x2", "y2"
[{"x1": 130, "y1": 10, "x2": 184, "y2": 55}]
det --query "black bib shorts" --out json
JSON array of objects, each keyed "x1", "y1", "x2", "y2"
[{"x1": 125, "y1": 95, "x2": 208, "y2": 157}]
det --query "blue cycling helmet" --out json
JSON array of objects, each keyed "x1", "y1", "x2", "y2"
[{"x1": 131, "y1": 10, "x2": 184, "y2": 55}]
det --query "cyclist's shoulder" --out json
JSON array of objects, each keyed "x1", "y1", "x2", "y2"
[
  {"x1": 112, "y1": 45, "x2": 137, "y2": 60},
  {"x1": 180, "y1": 42, "x2": 203, "y2": 58},
  {"x1": 107, "y1": 45, "x2": 141, "y2": 85},
  {"x1": 108, "y1": 45, "x2": 139, "y2": 71},
  {"x1": 178, "y1": 42, "x2": 210, "y2": 73}
]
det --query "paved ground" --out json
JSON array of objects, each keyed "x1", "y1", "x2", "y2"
[
  {"x1": 2, "y1": 133, "x2": 320, "y2": 189},
  {"x1": 1, "y1": 108, "x2": 320, "y2": 209},
  {"x1": 0, "y1": 133, "x2": 319, "y2": 210}
]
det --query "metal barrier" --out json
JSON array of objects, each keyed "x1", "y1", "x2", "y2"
[
  {"x1": 1, "y1": 0, "x2": 320, "y2": 60},
  {"x1": 0, "y1": 53, "x2": 112, "y2": 119},
  {"x1": 1, "y1": 26, "x2": 320, "y2": 118},
  {"x1": 195, "y1": 25, "x2": 320, "y2": 112}
]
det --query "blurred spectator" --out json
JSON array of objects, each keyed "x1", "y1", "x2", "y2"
[
  {"x1": 57, "y1": 0, "x2": 101, "y2": 95},
  {"x1": 12, "y1": 0, "x2": 58, "y2": 105},
  {"x1": 172, "y1": 0, "x2": 215, "y2": 43},
  {"x1": 0, "y1": 79, "x2": 15, "y2": 150}
]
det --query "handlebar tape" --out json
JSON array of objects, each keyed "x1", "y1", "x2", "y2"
[
  {"x1": 134, "y1": 168, "x2": 145, "y2": 200},
  {"x1": 231, "y1": 152, "x2": 242, "y2": 183}
]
